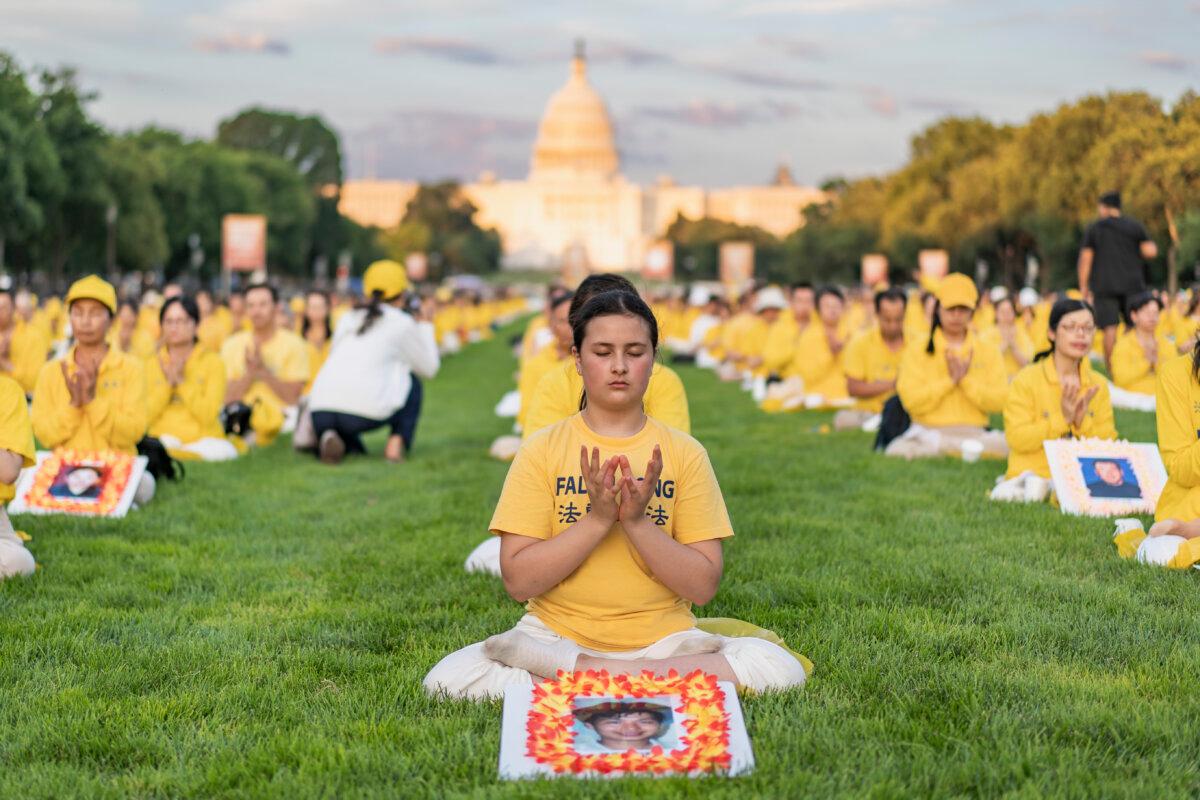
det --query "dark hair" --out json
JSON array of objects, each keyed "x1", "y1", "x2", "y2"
[
  {"x1": 993, "y1": 295, "x2": 1016, "y2": 317},
  {"x1": 302, "y1": 290, "x2": 332, "y2": 342},
  {"x1": 790, "y1": 281, "x2": 815, "y2": 296},
  {"x1": 571, "y1": 290, "x2": 659, "y2": 411},
  {"x1": 1032, "y1": 298, "x2": 1095, "y2": 362},
  {"x1": 159, "y1": 295, "x2": 200, "y2": 326},
  {"x1": 815, "y1": 286, "x2": 845, "y2": 307},
  {"x1": 1123, "y1": 290, "x2": 1160, "y2": 329},
  {"x1": 548, "y1": 290, "x2": 574, "y2": 312},
  {"x1": 874, "y1": 287, "x2": 907, "y2": 313},
  {"x1": 924, "y1": 301, "x2": 942, "y2": 354},
  {"x1": 244, "y1": 282, "x2": 278, "y2": 303},
  {"x1": 568, "y1": 273, "x2": 638, "y2": 329},
  {"x1": 160, "y1": 295, "x2": 201, "y2": 344},
  {"x1": 1099, "y1": 190, "x2": 1121, "y2": 210}
]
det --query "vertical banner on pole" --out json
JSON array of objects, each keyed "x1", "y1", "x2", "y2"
[
  {"x1": 861, "y1": 253, "x2": 889, "y2": 287},
  {"x1": 718, "y1": 241, "x2": 755, "y2": 286},
  {"x1": 221, "y1": 214, "x2": 267, "y2": 294},
  {"x1": 642, "y1": 241, "x2": 675, "y2": 282},
  {"x1": 405, "y1": 252, "x2": 429, "y2": 282},
  {"x1": 918, "y1": 249, "x2": 949, "y2": 283}
]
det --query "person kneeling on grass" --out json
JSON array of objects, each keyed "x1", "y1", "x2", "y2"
[
  {"x1": 307, "y1": 259, "x2": 439, "y2": 464},
  {"x1": 220, "y1": 283, "x2": 310, "y2": 448},
  {"x1": 0, "y1": 374, "x2": 36, "y2": 578},
  {"x1": 31, "y1": 276, "x2": 154, "y2": 504},
  {"x1": 425, "y1": 290, "x2": 807, "y2": 699},
  {"x1": 146, "y1": 297, "x2": 239, "y2": 462},
  {"x1": 993, "y1": 299, "x2": 1115, "y2": 502},
  {"x1": 886, "y1": 274, "x2": 1009, "y2": 460}
]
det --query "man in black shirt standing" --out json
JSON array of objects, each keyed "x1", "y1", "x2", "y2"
[{"x1": 1077, "y1": 191, "x2": 1158, "y2": 371}]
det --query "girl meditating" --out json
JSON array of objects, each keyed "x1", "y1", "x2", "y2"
[
  {"x1": 425, "y1": 290, "x2": 807, "y2": 699},
  {"x1": 994, "y1": 299, "x2": 1115, "y2": 502}
]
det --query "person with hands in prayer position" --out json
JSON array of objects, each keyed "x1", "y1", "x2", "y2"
[{"x1": 424, "y1": 289, "x2": 807, "y2": 699}]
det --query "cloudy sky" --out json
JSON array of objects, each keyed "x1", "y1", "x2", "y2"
[{"x1": 5, "y1": 0, "x2": 1198, "y2": 187}]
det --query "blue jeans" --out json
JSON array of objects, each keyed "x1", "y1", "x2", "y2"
[{"x1": 311, "y1": 377, "x2": 423, "y2": 455}]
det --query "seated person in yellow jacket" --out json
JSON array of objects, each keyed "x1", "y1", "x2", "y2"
[
  {"x1": 1131, "y1": 339, "x2": 1200, "y2": 555},
  {"x1": 147, "y1": 297, "x2": 238, "y2": 462},
  {"x1": 109, "y1": 300, "x2": 157, "y2": 360},
  {"x1": 763, "y1": 286, "x2": 851, "y2": 412},
  {"x1": 0, "y1": 288, "x2": 50, "y2": 395},
  {"x1": 995, "y1": 298, "x2": 1115, "y2": 502},
  {"x1": 1110, "y1": 291, "x2": 1172, "y2": 398},
  {"x1": 31, "y1": 276, "x2": 155, "y2": 504},
  {"x1": 887, "y1": 274, "x2": 1009, "y2": 460},
  {"x1": 521, "y1": 274, "x2": 690, "y2": 440},
  {"x1": 740, "y1": 286, "x2": 787, "y2": 378},
  {"x1": 0, "y1": 374, "x2": 36, "y2": 579},
  {"x1": 760, "y1": 282, "x2": 815, "y2": 378},
  {"x1": 516, "y1": 290, "x2": 573, "y2": 434},
  {"x1": 834, "y1": 287, "x2": 907, "y2": 430},
  {"x1": 980, "y1": 295, "x2": 1034, "y2": 380},
  {"x1": 220, "y1": 283, "x2": 309, "y2": 447}
]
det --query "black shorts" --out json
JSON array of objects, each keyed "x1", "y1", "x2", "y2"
[{"x1": 1092, "y1": 293, "x2": 1128, "y2": 329}]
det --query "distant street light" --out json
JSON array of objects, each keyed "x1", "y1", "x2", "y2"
[
  {"x1": 105, "y1": 203, "x2": 119, "y2": 278},
  {"x1": 188, "y1": 233, "x2": 204, "y2": 272}
]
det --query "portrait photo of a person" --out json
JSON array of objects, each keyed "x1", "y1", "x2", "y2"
[
  {"x1": 571, "y1": 699, "x2": 678, "y2": 754},
  {"x1": 48, "y1": 465, "x2": 105, "y2": 501},
  {"x1": 1081, "y1": 457, "x2": 1142, "y2": 499}
]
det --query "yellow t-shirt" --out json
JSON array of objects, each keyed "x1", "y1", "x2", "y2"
[
  {"x1": 1, "y1": 319, "x2": 51, "y2": 394},
  {"x1": 980, "y1": 325, "x2": 1035, "y2": 379},
  {"x1": 516, "y1": 345, "x2": 568, "y2": 432},
  {"x1": 489, "y1": 414, "x2": 734, "y2": 651},
  {"x1": 0, "y1": 375, "x2": 35, "y2": 503},
  {"x1": 221, "y1": 329, "x2": 310, "y2": 410},
  {"x1": 146, "y1": 346, "x2": 228, "y2": 443},
  {"x1": 522, "y1": 360, "x2": 691, "y2": 440},
  {"x1": 786, "y1": 317, "x2": 850, "y2": 401},
  {"x1": 1110, "y1": 331, "x2": 1173, "y2": 395},
  {"x1": 32, "y1": 346, "x2": 148, "y2": 455},
  {"x1": 1003, "y1": 357, "x2": 1116, "y2": 479},
  {"x1": 841, "y1": 326, "x2": 903, "y2": 412}
]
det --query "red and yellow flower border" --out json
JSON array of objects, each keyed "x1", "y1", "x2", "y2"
[
  {"x1": 525, "y1": 669, "x2": 731, "y2": 776},
  {"x1": 24, "y1": 449, "x2": 134, "y2": 516}
]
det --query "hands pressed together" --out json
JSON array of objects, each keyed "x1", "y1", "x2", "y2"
[
  {"x1": 1059, "y1": 375, "x2": 1099, "y2": 428},
  {"x1": 945, "y1": 349, "x2": 973, "y2": 384},
  {"x1": 579, "y1": 444, "x2": 663, "y2": 528},
  {"x1": 61, "y1": 359, "x2": 99, "y2": 408}
]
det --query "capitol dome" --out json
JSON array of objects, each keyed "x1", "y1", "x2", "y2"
[{"x1": 529, "y1": 42, "x2": 620, "y2": 181}]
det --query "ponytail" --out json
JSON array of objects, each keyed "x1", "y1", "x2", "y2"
[
  {"x1": 356, "y1": 290, "x2": 385, "y2": 335},
  {"x1": 925, "y1": 301, "x2": 942, "y2": 355}
]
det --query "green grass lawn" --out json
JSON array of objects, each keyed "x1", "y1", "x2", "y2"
[{"x1": 2, "y1": 322, "x2": 1196, "y2": 799}]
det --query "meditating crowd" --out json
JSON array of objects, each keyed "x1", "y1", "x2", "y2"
[
  {"x1": 0, "y1": 261, "x2": 524, "y2": 577},
  {"x1": 4, "y1": 254, "x2": 1200, "y2": 708}
]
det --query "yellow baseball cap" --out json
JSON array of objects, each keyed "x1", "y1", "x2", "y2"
[
  {"x1": 65, "y1": 275, "x2": 117, "y2": 315},
  {"x1": 363, "y1": 260, "x2": 410, "y2": 300},
  {"x1": 935, "y1": 273, "x2": 978, "y2": 309}
]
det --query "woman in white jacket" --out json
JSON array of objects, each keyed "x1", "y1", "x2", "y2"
[{"x1": 307, "y1": 260, "x2": 440, "y2": 464}]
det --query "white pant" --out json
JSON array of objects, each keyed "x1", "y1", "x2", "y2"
[
  {"x1": 424, "y1": 614, "x2": 807, "y2": 700},
  {"x1": 464, "y1": 536, "x2": 502, "y2": 576},
  {"x1": 0, "y1": 507, "x2": 34, "y2": 578},
  {"x1": 160, "y1": 435, "x2": 239, "y2": 462}
]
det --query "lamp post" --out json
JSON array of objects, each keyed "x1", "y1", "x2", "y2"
[{"x1": 105, "y1": 203, "x2": 119, "y2": 280}]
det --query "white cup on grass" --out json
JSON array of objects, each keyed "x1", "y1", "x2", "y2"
[{"x1": 961, "y1": 439, "x2": 984, "y2": 463}]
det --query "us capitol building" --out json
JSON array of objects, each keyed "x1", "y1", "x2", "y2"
[{"x1": 339, "y1": 43, "x2": 825, "y2": 272}]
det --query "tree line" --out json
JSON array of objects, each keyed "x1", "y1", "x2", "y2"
[{"x1": 669, "y1": 91, "x2": 1200, "y2": 291}]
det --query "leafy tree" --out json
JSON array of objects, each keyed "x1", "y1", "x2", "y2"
[
  {"x1": 399, "y1": 182, "x2": 501, "y2": 278},
  {"x1": 216, "y1": 107, "x2": 342, "y2": 188}
]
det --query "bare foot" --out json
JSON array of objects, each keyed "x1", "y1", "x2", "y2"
[
  {"x1": 385, "y1": 435, "x2": 405, "y2": 463},
  {"x1": 483, "y1": 630, "x2": 578, "y2": 677},
  {"x1": 1149, "y1": 519, "x2": 1180, "y2": 537}
]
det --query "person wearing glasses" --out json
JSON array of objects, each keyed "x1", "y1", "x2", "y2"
[{"x1": 993, "y1": 298, "x2": 1116, "y2": 502}]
